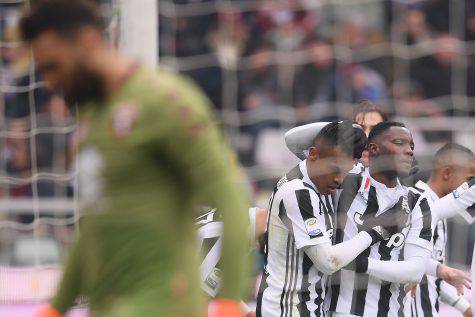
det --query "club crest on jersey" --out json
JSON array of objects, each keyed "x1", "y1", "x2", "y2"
[
  {"x1": 205, "y1": 268, "x2": 222, "y2": 291},
  {"x1": 305, "y1": 218, "x2": 322, "y2": 237},
  {"x1": 111, "y1": 102, "x2": 140, "y2": 137},
  {"x1": 453, "y1": 182, "x2": 469, "y2": 198}
]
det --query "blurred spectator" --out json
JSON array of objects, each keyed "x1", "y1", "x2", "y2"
[
  {"x1": 404, "y1": 9, "x2": 432, "y2": 45},
  {"x1": 347, "y1": 64, "x2": 387, "y2": 103},
  {"x1": 393, "y1": 80, "x2": 444, "y2": 118},
  {"x1": 293, "y1": 38, "x2": 337, "y2": 119},
  {"x1": 410, "y1": 33, "x2": 475, "y2": 113}
]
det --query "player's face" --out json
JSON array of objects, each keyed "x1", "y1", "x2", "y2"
[
  {"x1": 355, "y1": 111, "x2": 384, "y2": 137},
  {"x1": 371, "y1": 126, "x2": 414, "y2": 176},
  {"x1": 31, "y1": 30, "x2": 103, "y2": 104},
  {"x1": 308, "y1": 145, "x2": 355, "y2": 195}
]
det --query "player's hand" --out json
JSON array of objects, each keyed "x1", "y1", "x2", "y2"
[
  {"x1": 35, "y1": 304, "x2": 63, "y2": 317},
  {"x1": 359, "y1": 196, "x2": 410, "y2": 244},
  {"x1": 437, "y1": 264, "x2": 472, "y2": 295},
  {"x1": 405, "y1": 284, "x2": 417, "y2": 297},
  {"x1": 464, "y1": 307, "x2": 473, "y2": 317},
  {"x1": 208, "y1": 299, "x2": 245, "y2": 317}
]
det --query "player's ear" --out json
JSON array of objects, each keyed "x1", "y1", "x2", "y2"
[
  {"x1": 441, "y1": 166, "x2": 452, "y2": 181},
  {"x1": 308, "y1": 146, "x2": 319, "y2": 161},
  {"x1": 367, "y1": 142, "x2": 378, "y2": 156}
]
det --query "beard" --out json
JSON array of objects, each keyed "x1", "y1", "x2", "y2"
[{"x1": 63, "y1": 66, "x2": 104, "y2": 105}]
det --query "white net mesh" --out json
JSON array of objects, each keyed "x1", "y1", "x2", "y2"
[{"x1": 1, "y1": 0, "x2": 475, "y2": 315}]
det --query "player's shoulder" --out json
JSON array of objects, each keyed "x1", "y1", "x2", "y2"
[{"x1": 275, "y1": 165, "x2": 314, "y2": 195}]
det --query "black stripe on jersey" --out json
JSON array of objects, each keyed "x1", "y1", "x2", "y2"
[
  {"x1": 377, "y1": 241, "x2": 393, "y2": 317},
  {"x1": 435, "y1": 278, "x2": 442, "y2": 312},
  {"x1": 419, "y1": 275, "x2": 433, "y2": 317},
  {"x1": 397, "y1": 251, "x2": 406, "y2": 317},
  {"x1": 297, "y1": 255, "x2": 313, "y2": 317},
  {"x1": 284, "y1": 238, "x2": 296, "y2": 317},
  {"x1": 418, "y1": 198, "x2": 432, "y2": 241},
  {"x1": 256, "y1": 269, "x2": 269, "y2": 317},
  {"x1": 296, "y1": 189, "x2": 324, "y2": 238},
  {"x1": 314, "y1": 273, "x2": 324, "y2": 317},
  {"x1": 408, "y1": 190, "x2": 421, "y2": 211},
  {"x1": 279, "y1": 201, "x2": 294, "y2": 235},
  {"x1": 289, "y1": 244, "x2": 300, "y2": 317},
  {"x1": 280, "y1": 235, "x2": 291, "y2": 317},
  {"x1": 329, "y1": 173, "x2": 362, "y2": 312},
  {"x1": 200, "y1": 237, "x2": 219, "y2": 258},
  {"x1": 351, "y1": 186, "x2": 379, "y2": 316}
]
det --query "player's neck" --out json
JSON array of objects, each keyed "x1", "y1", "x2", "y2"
[
  {"x1": 427, "y1": 177, "x2": 445, "y2": 198},
  {"x1": 369, "y1": 170, "x2": 398, "y2": 188}
]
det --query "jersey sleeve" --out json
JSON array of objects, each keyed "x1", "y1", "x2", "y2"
[
  {"x1": 280, "y1": 183, "x2": 331, "y2": 249},
  {"x1": 405, "y1": 195, "x2": 433, "y2": 251},
  {"x1": 51, "y1": 236, "x2": 83, "y2": 313},
  {"x1": 126, "y1": 71, "x2": 251, "y2": 300}
]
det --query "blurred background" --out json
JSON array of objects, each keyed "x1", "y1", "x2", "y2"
[{"x1": 0, "y1": 0, "x2": 475, "y2": 315}]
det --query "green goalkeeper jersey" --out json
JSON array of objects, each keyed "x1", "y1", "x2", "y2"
[{"x1": 51, "y1": 68, "x2": 251, "y2": 317}]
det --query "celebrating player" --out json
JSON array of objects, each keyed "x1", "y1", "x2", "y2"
[
  {"x1": 257, "y1": 121, "x2": 407, "y2": 316},
  {"x1": 404, "y1": 143, "x2": 474, "y2": 317},
  {"x1": 326, "y1": 121, "x2": 433, "y2": 316},
  {"x1": 21, "y1": 1, "x2": 250, "y2": 316}
]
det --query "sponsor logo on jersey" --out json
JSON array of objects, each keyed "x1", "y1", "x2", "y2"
[
  {"x1": 453, "y1": 182, "x2": 469, "y2": 198},
  {"x1": 305, "y1": 217, "x2": 322, "y2": 237}
]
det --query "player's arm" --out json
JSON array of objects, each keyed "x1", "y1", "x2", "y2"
[
  {"x1": 354, "y1": 196, "x2": 434, "y2": 284},
  {"x1": 430, "y1": 179, "x2": 475, "y2": 223},
  {"x1": 439, "y1": 280, "x2": 472, "y2": 315},
  {"x1": 129, "y1": 79, "x2": 250, "y2": 303},
  {"x1": 359, "y1": 243, "x2": 430, "y2": 284},
  {"x1": 36, "y1": 238, "x2": 83, "y2": 316},
  {"x1": 280, "y1": 185, "x2": 391, "y2": 275}
]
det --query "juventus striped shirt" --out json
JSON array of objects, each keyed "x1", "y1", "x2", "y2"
[
  {"x1": 196, "y1": 207, "x2": 257, "y2": 297},
  {"x1": 403, "y1": 181, "x2": 447, "y2": 317},
  {"x1": 257, "y1": 160, "x2": 335, "y2": 317},
  {"x1": 326, "y1": 169, "x2": 433, "y2": 317}
]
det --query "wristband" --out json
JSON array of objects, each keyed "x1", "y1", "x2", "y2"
[
  {"x1": 208, "y1": 299, "x2": 244, "y2": 317},
  {"x1": 35, "y1": 304, "x2": 63, "y2": 317},
  {"x1": 453, "y1": 296, "x2": 471, "y2": 313}
]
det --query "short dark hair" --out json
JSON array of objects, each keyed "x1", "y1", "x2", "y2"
[
  {"x1": 367, "y1": 121, "x2": 406, "y2": 143},
  {"x1": 434, "y1": 143, "x2": 475, "y2": 163},
  {"x1": 20, "y1": 0, "x2": 103, "y2": 41},
  {"x1": 313, "y1": 120, "x2": 367, "y2": 159},
  {"x1": 353, "y1": 99, "x2": 388, "y2": 122}
]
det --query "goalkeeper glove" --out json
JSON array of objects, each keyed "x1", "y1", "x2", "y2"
[
  {"x1": 35, "y1": 304, "x2": 63, "y2": 317},
  {"x1": 208, "y1": 299, "x2": 245, "y2": 317}
]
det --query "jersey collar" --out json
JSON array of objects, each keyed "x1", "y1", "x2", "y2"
[
  {"x1": 299, "y1": 160, "x2": 319, "y2": 193},
  {"x1": 415, "y1": 180, "x2": 439, "y2": 201}
]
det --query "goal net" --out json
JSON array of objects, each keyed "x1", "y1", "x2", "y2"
[{"x1": 1, "y1": 0, "x2": 474, "y2": 315}]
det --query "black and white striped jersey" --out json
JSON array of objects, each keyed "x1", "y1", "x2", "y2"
[
  {"x1": 257, "y1": 160, "x2": 335, "y2": 317},
  {"x1": 405, "y1": 181, "x2": 448, "y2": 317},
  {"x1": 326, "y1": 169, "x2": 433, "y2": 317},
  {"x1": 196, "y1": 207, "x2": 257, "y2": 297}
]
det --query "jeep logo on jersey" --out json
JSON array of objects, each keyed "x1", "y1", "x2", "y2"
[
  {"x1": 385, "y1": 232, "x2": 406, "y2": 248},
  {"x1": 305, "y1": 218, "x2": 322, "y2": 237},
  {"x1": 77, "y1": 146, "x2": 104, "y2": 208}
]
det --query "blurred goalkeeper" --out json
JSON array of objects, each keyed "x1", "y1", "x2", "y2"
[{"x1": 20, "y1": 1, "x2": 250, "y2": 316}]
